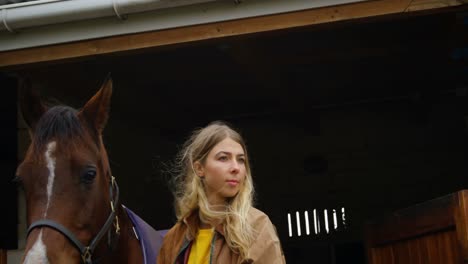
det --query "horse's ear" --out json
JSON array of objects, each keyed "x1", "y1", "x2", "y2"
[
  {"x1": 79, "y1": 76, "x2": 113, "y2": 134},
  {"x1": 19, "y1": 78, "x2": 47, "y2": 132}
]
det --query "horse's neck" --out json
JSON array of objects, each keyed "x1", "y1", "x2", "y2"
[{"x1": 103, "y1": 205, "x2": 143, "y2": 264}]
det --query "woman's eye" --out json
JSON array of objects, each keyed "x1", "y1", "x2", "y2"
[
  {"x1": 238, "y1": 158, "x2": 245, "y2": 164},
  {"x1": 81, "y1": 169, "x2": 97, "y2": 184},
  {"x1": 218, "y1": 156, "x2": 228, "y2": 161}
]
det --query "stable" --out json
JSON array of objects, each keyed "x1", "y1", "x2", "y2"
[{"x1": 1, "y1": 0, "x2": 468, "y2": 263}]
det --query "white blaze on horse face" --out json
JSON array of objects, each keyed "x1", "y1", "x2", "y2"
[
  {"x1": 23, "y1": 231, "x2": 49, "y2": 264},
  {"x1": 22, "y1": 142, "x2": 57, "y2": 264},
  {"x1": 44, "y1": 141, "x2": 57, "y2": 217}
]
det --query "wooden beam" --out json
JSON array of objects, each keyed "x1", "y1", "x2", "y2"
[
  {"x1": 0, "y1": 0, "x2": 465, "y2": 68},
  {"x1": 407, "y1": 0, "x2": 466, "y2": 11}
]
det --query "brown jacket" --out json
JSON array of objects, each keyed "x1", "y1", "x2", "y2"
[{"x1": 157, "y1": 208, "x2": 286, "y2": 264}]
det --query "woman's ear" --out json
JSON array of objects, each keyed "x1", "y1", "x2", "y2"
[{"x1": 194, "y1": 161, "x2": 205, "y2": 178}]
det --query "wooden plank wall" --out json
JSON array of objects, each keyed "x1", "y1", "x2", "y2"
[
  {"x1": 366, "y1": 190, "x2": 468, "y2": 264},
  {"x1": 369, "y1": 229, "x2": 461, "y2": 264}
]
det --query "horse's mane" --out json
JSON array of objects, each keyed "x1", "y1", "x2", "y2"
[{"x1": 32, "y1": 105, "x2": 86, "y2": 154}]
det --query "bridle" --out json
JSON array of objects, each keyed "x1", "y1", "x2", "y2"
[{"x1": 27, "y1": 176, "x2": 121, "y2": 264}]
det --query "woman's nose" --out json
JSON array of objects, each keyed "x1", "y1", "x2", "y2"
[{"x1": 230, "y1": 161, "x2": 240, "y2": 173}]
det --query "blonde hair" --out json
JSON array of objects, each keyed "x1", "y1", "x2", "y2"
[{"x1": 172, "y1": 121, "x2": 255, "y2": 260}]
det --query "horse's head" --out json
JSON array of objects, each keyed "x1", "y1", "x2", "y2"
[{"x1": 18, "y1": 78, "x2": 118, "y2": 264}]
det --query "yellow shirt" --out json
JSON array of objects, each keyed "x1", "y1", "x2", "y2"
[{"x1": 188, "y1": 228, "x2": 214, "y2": 264}]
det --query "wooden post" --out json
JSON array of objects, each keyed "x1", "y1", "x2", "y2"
[
  {"x1": 0, "y1": 249, "x2": 7, "y2": 264},
  {"x1": 455, "y1": 190, "x2": 468, "y2": 263}
]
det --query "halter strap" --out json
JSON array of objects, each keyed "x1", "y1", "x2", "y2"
[
  {"x1": 27, "y1": 177, "x2": 120, "y2": 264},
  {"x1": 27, "y1": 219, "x2": 87, "y2": 253}
]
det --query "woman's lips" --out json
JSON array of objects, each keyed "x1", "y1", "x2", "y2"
[{"x1": 226, "y1": 180, "x2": 239, "y2": 186}]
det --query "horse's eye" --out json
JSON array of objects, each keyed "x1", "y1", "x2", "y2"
[
  {"x1": 13, "y1": 176, "x2": 21, "y2": 183},
  {"x1": 13, "y1": 176, "x2": 23, "y2": 185},
  {"x1": 81, "y1": 169, "x2": 97, "y2": 184},
  {"x1": 13, "y1": 176, "x2": 25, "y2": 191}
]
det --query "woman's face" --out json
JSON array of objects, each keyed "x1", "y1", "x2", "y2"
[{"x1": 196, "y1": 137, "x2": 246, "y2": 205}]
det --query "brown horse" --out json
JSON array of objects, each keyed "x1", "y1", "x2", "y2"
[{"x1": 17, "y1": 77, "x2": 163, "y2": 264}]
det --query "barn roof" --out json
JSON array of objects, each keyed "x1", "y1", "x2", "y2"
[
  {"x1": 0, "y1": 0, "x2": 466, "y2": 68},
  {"x1": 0, "y1": 0, "x2": 367, "y2": 52}
]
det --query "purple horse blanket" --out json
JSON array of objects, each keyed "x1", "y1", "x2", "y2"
[{"x1": 124, "y1": 206, "x2": 166, "y2": 264}]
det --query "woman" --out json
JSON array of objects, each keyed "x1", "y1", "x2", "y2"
[{"x1": 157, "y1": 121, "x2": 285, "y2": 264}]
